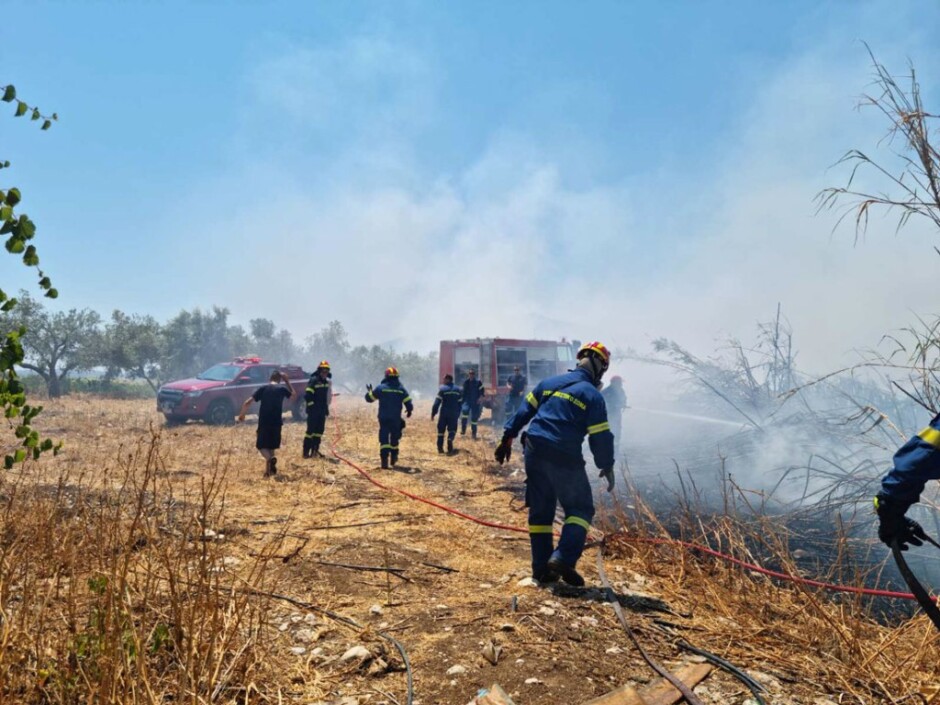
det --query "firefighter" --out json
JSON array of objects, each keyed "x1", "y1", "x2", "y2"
[
  {"x1": 461, "y1": 367, "x2": 485, "y2": 439},
  {"x1": 495, "y1": 341, "x2": 615, "y2": 586},
  {"x1": 432, "y1": 373, "x2": 463, "y2": 454},
  {"x1": 303, "y1": 360, "x2": 332, "y2": 458},
  {"x1": 237, "y1": 370, "x2": 295, "y2": 478},
  {"x1": 873, "y1": 413, "x2": 940, "y2": 550},
  {"x1": 505, "y1": 365, "x2": 527, "y2": 417},
  {"x1": 365, "y1": 367, "x2": 414, "y2": 469},
  {"x1": 601, "y1": 375, "x2": 627, "y2": 455}
]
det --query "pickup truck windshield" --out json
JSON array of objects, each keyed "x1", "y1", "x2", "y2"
[{"x1": 197, "y1": 364, "x2": 242, "y2": 382}]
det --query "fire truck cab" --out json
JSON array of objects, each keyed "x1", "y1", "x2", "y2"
[{"x1": 438, "y1": 338, "x2": 578, "y2": 424}]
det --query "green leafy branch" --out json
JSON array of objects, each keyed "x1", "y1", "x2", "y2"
[
  {"x1": 1, "y1": 84, "x2": 57, "y2": 132},
  {"x1": 1, "y1": 82, "x2": 60, "y2": 469}
]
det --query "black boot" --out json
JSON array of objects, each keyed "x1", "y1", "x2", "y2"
[
  {"x1": 437, "y1": 436, "x2": 445, "y2": 454},
  {"x1": 447, "y1": 438, "x2": 455, "y2": 454},
  {"x1": 380, "y1": 449, "x2": 390, "y2": 469},
  {"x1": 390, "y1": 450, "x2": 399, "y2": 467},
  {"x1": 547, "y1": 557, "x2": 584, "y2": 587},
  {"x1": 312, "y1": 438, "x2": 323, "y2": 457},
  {"x1": 303, "y1": 438, "x2": 312, "y2": 459}
]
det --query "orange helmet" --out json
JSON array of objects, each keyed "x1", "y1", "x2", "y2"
[
  {"x1": 385, "y1": 366, "x2": 400, "y2": 377},
  {"x1": 577, "y1": 341, "x2": 611, "y2": 370},
  {"x1": 317, "y1": 360, "x2": 330, "y2": 370}
]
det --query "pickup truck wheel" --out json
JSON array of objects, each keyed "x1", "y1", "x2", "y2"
[
  {"x1": 205, "y1": 399, "x2": 234, "y2": 426},
  {"x1": 291, "y1": 399, "x2": 307, "y2": 422}
]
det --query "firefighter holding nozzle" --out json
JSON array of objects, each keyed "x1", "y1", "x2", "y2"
[
  {"x1": 874, "y1": 415, "x2": 940, "y2": 550},
  {"x1": 495, "y1": 341, "x2": 616, "y2": 586}
]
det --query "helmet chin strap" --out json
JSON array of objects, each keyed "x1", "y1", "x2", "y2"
[{"x1": 577, "y1": 356, "x2": 606, "y2": 384}]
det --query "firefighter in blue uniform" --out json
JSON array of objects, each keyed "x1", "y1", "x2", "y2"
[
  {"x1": 601, "y1": 375, "x2": 627, "y2": 455},
  {"x1": 505, "y1": 366, "x2": 527, "y2": 417},
  {"x1": 873, "y1": 414, "x2": 940, "y2": 550},
  {"x1": 461, "y1": 368, "x2": 485, "y2": 439},
  {"x1": 365, "y1": 367, "x2": 414, "y2": 469},
  {"x1": 303, "y1": 361, "x2": 332, "y2": 458},
  {"x1": 432, "y1": 373, "x2": 463, "y2": 454},
  {"x1": 495, "y1": 341, "x2": 616, "y2": 586}
]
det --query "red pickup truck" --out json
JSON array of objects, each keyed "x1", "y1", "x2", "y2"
[{"x1": 156, "y1": 357, "x2": 309, "y2": 425}]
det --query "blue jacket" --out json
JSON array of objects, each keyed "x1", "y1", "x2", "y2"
[
  {"x1": 879, "y1": 413, "x2": 940, "y2": 507},
  {"x1": 601, "y1": 384, "x2": 627, "y2": 414},
  {"x1": 507, "y1": 373, "x2": 527, "y2": 397},
  {"x1": 432, "y1": 383, "x2": 462, "y2": 418},
  {"x1": 463, "y1": 378, "x2": 485, "y2": 406},
  {"x1": 504, "y1": 367, "x2": 614, "y2": 471},
  {"x1": 365, "y1": 378, "x2": 414, "y2": 420}
]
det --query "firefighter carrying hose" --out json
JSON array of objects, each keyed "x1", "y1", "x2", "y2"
[
  {"x1": 461, "y1": 367, "x2": 485, "y2": 439},
  {"x1": 873, "y1": 413, "x2": 940, "y2": 551},
  {"x1": 601, "y1": 375, "x2": 627, "y2": 455},
  {"x1": 432, "y1": 373, "x2": 463, "y2": 454},
  {"x1": 303, "y1": 360, "x2": 332, "y2": 458},
  {"x1": 495, "y1": 341, "x2": 615, "y2": 586},
  {"x1": 365, "y1": 367, "x2": 414, "y2": 469}
]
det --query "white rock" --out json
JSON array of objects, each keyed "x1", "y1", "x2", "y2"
[
  {"x1": 434, "y1": 604, "x2": 450, "y2": 610},
  {"x1": 290, "y1": 614, "x2": 303, "y2": 623},
  {"x1": 516, "y1": 577, "x2": 539, "y2": 588},
  {"x1": 289, "y1": 646, "x2": 306, "y2": 655},
  {"x1": 515, "y1": 659, "x2": 525, "y2": 664},
  {"x1": 538, "y1": 606, "x2": 556, "y2": 616},
  {"x1": 580, "y1": 616, "x2": 599, "y2": 627},
  {"x1": 499, "y1": 623, "x2": 515, "y2": 631},
  {"x1": 379, "y1": 621, "x2": 389, "y2": 628},
  {"x1": 222, "y1": 556, "x2": 241, "y2": 567},
  {"x1": 478, "y1": 583, "x2": 494, "y2": 588},
  {"x1": 294, "y1": 628, "x2": 317, "y2": 644},
  {"x1": 340, "y1": 645, "x2": 371, "y2": 662},
  {"x1": 303, "y1": 613, "x2": 318, "y2": 625},
  {"x1": 524, "y1": 678, "x2": 542, "y2": 685},
  {"x1": 446, "y1": 664, "x2": 468, "y2": 675},
  {"x1": 605, "y1": 646, "x2": 623, "y2": 655},
  {"x1": 311, "y1": 647, "x2": 324, "y2": 657},
  {"x1": 278, "y1": 622, "x2": 290, "y2": 632},
  {"x1": 369, "y1": 604, "x2": 383, "y2": 615}
]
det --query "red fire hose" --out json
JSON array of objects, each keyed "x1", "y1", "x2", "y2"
[{"x1": 328, "y1": 422, "x2": 929, "y2": 604}]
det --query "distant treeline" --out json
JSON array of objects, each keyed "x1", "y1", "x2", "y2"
[{"x1": 0, "y1": 291, "x2": 438, "y2": 398}]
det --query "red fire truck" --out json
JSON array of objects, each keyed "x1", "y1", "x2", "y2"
[{"x1": 438, "y1": 338, "x2": 579, "y2": 424}]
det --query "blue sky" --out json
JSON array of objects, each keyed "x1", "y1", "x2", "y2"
[{"x1": 2, "y1": 1, "x2": 940, "y2": 370}]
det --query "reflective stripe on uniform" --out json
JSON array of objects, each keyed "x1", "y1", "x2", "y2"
[
  {"x1": 542, "y1": 389, "x2": 587, "y2": 410},
  {"x1": 587, "y1": 421, "x2": 611, "y2": 435},
  {"x1": 528, "y1": 524, "x2": 554, "y2": 534},
  {"x1": 526, "y1": 391, "x2": 539, "y2": 409},
  {"x1": 403, "y1": 396, "x2": 412, "y2": 403},
  {"x1": 380, "y1": 444, "x2": 393, "y2": 449},
  {"x1": 918, "y1": 426, "x2": 940, "y2": 447},
  {"x1": 383, "y1": 388, "x2": 404, "y2": 394},
  {"x1": 305, "y1": 433, "x2": 322, "y2": 439},
  {"x1": 367, "y1": 391, "x2": 376, "y2": 401},
  {"x1": 305, "y1": 387, "x2": 316, "y2": 394},
  {"x1": 564, "y1": 516, "x2": 591, "y2": 531}
]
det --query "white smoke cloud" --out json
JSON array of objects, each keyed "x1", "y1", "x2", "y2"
[{"x1": 168, "y1": 3, "x2": 940, "y2": 389}]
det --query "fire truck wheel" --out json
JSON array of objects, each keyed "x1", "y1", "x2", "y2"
[
  {"x1": 291, "y1": 398, "x2": 306, "y2": 422},
  {"x1": 205, "y1": 399, "x2": 234, "y2": 426},
  {"x1": 163, "y1": 414, "x2": 186, "y2": 427}
]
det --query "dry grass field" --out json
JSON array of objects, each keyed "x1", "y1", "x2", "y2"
[{"x1": 0, "y1": 395, "x2": 935, "y2": 704}]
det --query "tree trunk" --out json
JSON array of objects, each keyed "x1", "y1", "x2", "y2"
[{"x1": 47, "y1": 372, "x2": 61, "y2": 398}]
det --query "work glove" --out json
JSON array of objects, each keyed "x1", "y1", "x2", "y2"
[
  {"x1": 406, "y1": 408, "x2": 412, "y2": 418},
  {"x1": 431, "y1": 412, "x2": 436, "y2": 420},
  {"x1": 599, "y1": 466, "x2": 615, "y2": 493},
  {"x1": 875, "y1": 495, "x2": 927, "y2": 550},
  {"x1": 494, "y1": 435, "x2": 513, "y2": 465}
]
